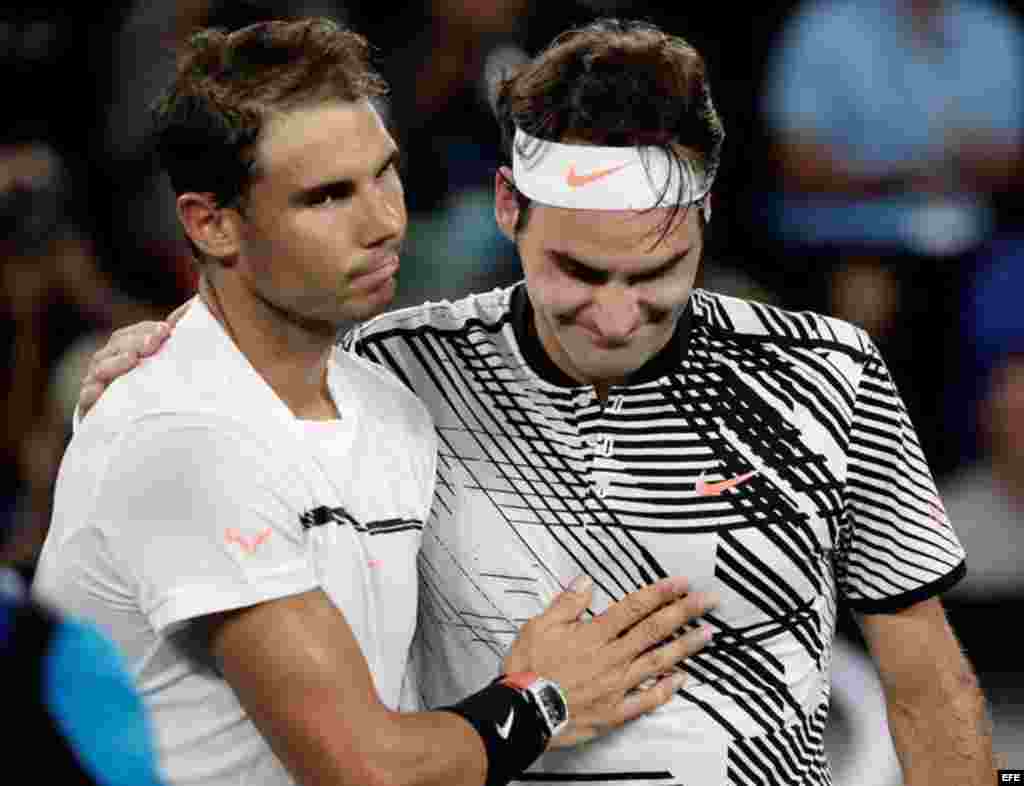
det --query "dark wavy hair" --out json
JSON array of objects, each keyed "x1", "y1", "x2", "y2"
[
  {"x1": 494, "y1": 18, "x2": 725, "y2": 241},
  {"x1": 152, "y1": 18, "x2": 388, "y2": 210}
]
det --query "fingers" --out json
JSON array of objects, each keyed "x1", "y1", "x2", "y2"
[
  {"x1": 90, "y1": 347, "x2": 145, "y2": 384},
  {"x1": 615, "y1": 591, "x2": 718, "y2": 662},
  {"x1": 616, "y1": 671, "x2": 689, "y2": 724},
  {"x1": 78, "y1": 351, "x2": 142, "y2": 418},
  {"x1": 86, "y1": 323, "x2": 166, "y2": 377},
  {"x1": 114, "y1": 321, "x2": 171, "y2": 358},
  {"x1": 166, "y1": 301, "x2": 190, "y2": 326},
  {"x1": 85, "y1": 322, "x2": 170, "y2": 383},
  {"x1": 79, "y1": 321, "x2": 171, "y2": 418},
  {"x1": 532, "y1": 575, "x2": 595, "y2": 627},
  {"x1": 78, "y1": 381, "x2": 105, "y2": 418},
  {"x1": 621, "y1": 625, "x2": 711, "y2": 690},
  {"x1": 590, "y1": 576, "x2": 690, "y2": 641}
]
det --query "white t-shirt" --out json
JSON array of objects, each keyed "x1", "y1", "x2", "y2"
[{"x1": 33, "y1": 299, "x2": 436, "y2": 786}]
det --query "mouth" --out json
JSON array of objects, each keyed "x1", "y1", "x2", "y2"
[
  {"x1": 574, "y1": 324, "x2": 633, "y2": 350},
  {"x1": 349, "y1": 252, "x2": 400, "y2": 292}
]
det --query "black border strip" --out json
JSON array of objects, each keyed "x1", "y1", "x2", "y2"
[{"x1": 845, "y1": 559, "x2": 967, "y2": 614}]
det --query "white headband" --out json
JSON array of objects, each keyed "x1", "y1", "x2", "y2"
[{"x1": 511, "y1": 128, "x2": 713, "y2": 211}]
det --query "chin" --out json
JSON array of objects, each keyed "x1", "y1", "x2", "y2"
[
  {"x1": 569, "y1": 358, "x2": 642, "y2": 387},
  {"x1": 337, "y1": 283, "x2": 397, "y2": 323}
]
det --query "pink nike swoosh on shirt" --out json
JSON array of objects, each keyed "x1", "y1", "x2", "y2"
[{"x1": 695, "y1": 469, "x2": 760, "y2": 497}]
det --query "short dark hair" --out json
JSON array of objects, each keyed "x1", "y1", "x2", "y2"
[
  {"x1": 494, "y1": 18, "x2": 724, "y2": 238},
  {"x1": 152, "y1": 18, "x2": 388, "y2": 209}
]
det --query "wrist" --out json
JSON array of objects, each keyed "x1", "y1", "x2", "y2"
[{"x1": 440, "y1": 673, "x2": 567, "y2": 786}]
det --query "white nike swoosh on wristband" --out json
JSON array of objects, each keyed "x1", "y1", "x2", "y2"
[{"x1": 496, "y1": 708, "x2": 515, "y2": 739}]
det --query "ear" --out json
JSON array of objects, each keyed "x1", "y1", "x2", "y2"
[
  {"x1": 494, "y1": 166, "x2": 520, "y2": 242},
  {"x1": 176, "y1": 193, "x2": 242, "y2": 262}
]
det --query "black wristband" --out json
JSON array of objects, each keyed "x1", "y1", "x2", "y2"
[{"x1": 440, "y1": 678, "x2": 550, "y2": 786}]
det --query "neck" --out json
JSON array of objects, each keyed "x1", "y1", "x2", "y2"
[
  {"x1": 199, "y1": 275, "x2": 339, "y2": 421},
  {"x1": 531, "y1": 312, "x2": 620, "y2": 404}
]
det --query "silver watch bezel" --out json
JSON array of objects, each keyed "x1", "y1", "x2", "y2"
[{"x1": 521, "y1": 677, "x2": 569, "y2": 737}]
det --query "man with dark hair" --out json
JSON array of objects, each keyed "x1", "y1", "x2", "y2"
[
  {"x1": 76, "y1": 17, "x2": 993, "y2": 785},
  {"x1": 33, "y1": 19, "x2": 715, "y2": 786}
]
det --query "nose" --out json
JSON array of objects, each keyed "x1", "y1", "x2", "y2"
[
  {"x1": 591, "y1": 283, "x2": 641, "y2": 343},
  {"x1": 360, "y1": 184, "x2": 404, "y2": 246}
]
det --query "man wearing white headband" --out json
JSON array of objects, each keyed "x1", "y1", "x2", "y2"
[
  {"x1": 510, "y1": 129, "x2": 714, "y2": 213},
  {"x1": 77, "y1": 17, "x2": 991, "y2": 786}
]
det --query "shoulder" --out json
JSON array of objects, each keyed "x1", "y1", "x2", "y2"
[
  {"x1": 77, "y1": 411, "x2": 299, "y2": 507},
  {"x1": 81, "y1": 300, "x2": 279, "y2": 436},
  {"x1": 348, "y1": 285, "x2": 515, "y2": 346},
  {"x1": 692, "y1": 289, "x2": 871, "y2": 359},
  {"x1": 336, "y1": 350, "x2": 436, "y2": 440}
]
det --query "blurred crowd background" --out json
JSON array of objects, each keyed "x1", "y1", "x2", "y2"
[{"x1": 2, "y1": 0, "x2": 1022, "y2": 778}]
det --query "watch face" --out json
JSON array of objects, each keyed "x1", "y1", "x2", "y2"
[{"x1": 537, "y1": 684, "x2": 568, "y2": 726}]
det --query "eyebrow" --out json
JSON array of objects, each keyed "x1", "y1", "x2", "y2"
[
  {"x1": 289, "y1": 147, "x2": 401, "y2": 207},
  {"x1": 549, "y1": 247, "x2": 692, "y2": 280}
]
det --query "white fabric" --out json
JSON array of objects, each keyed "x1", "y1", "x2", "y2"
[
  {"x1": 512, "y1": 128, "x2": 712, "y2": 210},
  {"x1": 346, "y1": 284, "x2": 965, "y2": 786},
  {"x1": 33, "y1": 298, "x2": 436, "y2": 786}
]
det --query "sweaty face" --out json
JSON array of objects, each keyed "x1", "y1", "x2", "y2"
[
  {"x1": 512, "y1": 200, "x2": 703, "y2": 391},
  {"x1": 236, "y1": 99, "x2": 406, "y2": 329}
]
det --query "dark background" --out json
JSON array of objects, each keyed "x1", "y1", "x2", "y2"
[{"x1": 2, "y1": 1, "x2": 1021, "y2": 776}]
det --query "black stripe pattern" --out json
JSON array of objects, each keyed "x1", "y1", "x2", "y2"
[
  {"x1": 299, "y1": 505, "x2": 423, "y2": 535},
  {"x1": 345, "y1": 286, "x2": 965, "y2": 785}
]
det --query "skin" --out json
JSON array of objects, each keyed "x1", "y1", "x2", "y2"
[
  {"x1": 858, "y1": 599, "x2": 996, "y2": 785},
  {"x1": 79, "y1": 127, "x2": 996, "y2": 785},
  {"x1": 984, "y1": 357, "x2": 1024, "y2": 501},
  {"x1": 498, "y1": 161, "x2": 996, "y2": 783},
  {"x1": 74, "y1": 96, "x2": 721, "y2": 786},
  {"x1": 494, "y1": 167, "x2": 704, "y2": 402},
  {"x1": 177, "y1": 98, "x2": 405, "y2": 420}
]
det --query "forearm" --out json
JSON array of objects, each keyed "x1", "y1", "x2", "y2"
[
  {"x1": 884, "y1": 664, "x2": 995, "y2": 786},
  {"x1": 249, "y1": 690, "x2": 489, "y2": 786},
  {"x1": 367, "y1": 709, "x2": 489, "y2": 786}
]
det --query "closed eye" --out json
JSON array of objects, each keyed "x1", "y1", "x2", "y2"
[
  {"x1": 552, "y1": 254, "x2": 609, "y2": 285},
  {"x1": 627, "y1": 252, "x2": 688, "y2": 285},
  {"x1": 551, "y1": 250, "x2": 689, "y2": 286},
  {"x1": 627, "y1": 262, "x2": 677, "y2": 285}
]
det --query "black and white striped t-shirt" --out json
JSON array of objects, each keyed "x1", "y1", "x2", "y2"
[{"x1": 346, "y1": 284, "x2": 965, "y2": 786}]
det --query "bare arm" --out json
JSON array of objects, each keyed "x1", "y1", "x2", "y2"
[
  {"x1": 207, "y1": 589, "x2": 486, "y2": 786},
  {"x1": 858, "y1": 596, "x2": 995, "y2": 786},
  {"x1": 205, "y1": 578, "x2": 713, "y2": 786}
]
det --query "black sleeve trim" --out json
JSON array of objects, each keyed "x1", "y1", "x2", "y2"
[{"x1": 845, "y1": 559, "x2": 967, "y2": 615}]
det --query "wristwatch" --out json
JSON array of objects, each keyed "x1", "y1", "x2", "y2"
[{"x1": 499, "y1": 672, "x2": 569, "y2": 738}]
